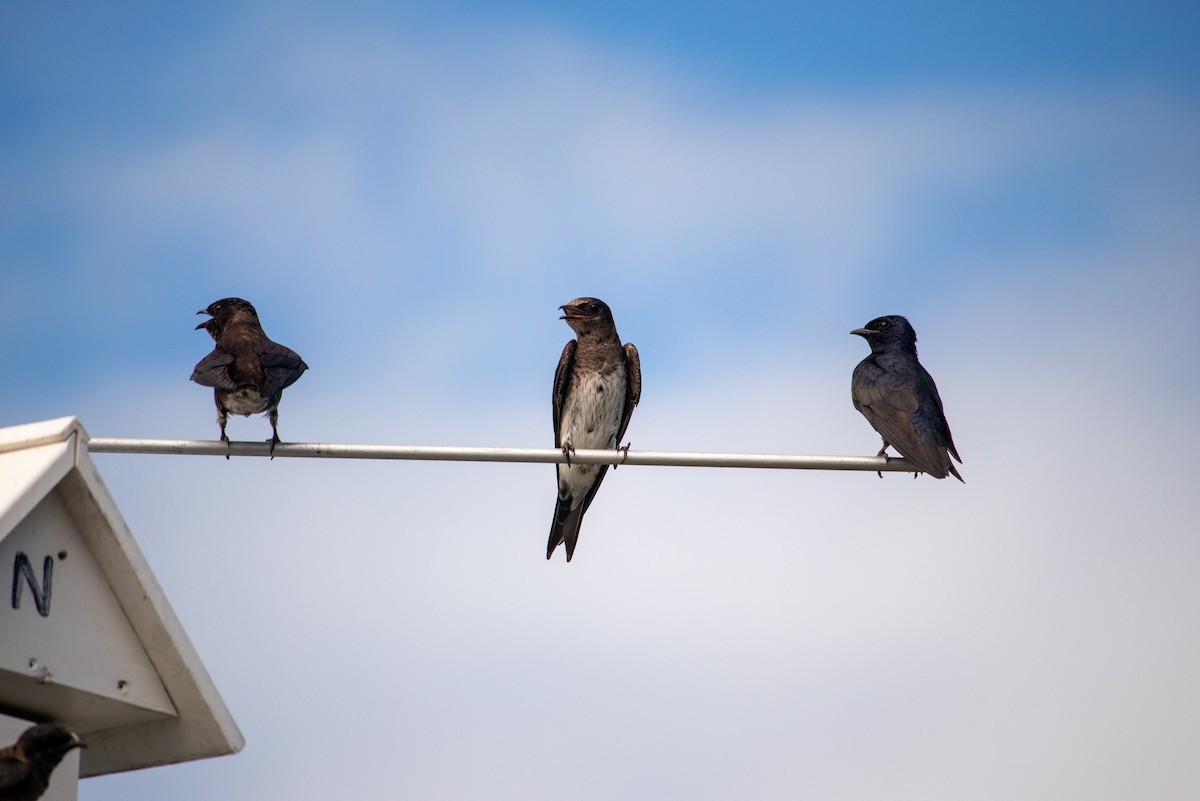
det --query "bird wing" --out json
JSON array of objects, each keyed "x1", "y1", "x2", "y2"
[
  {"x1": 853, "y1": 380, "x2": 921, "y2": 449},
  {"x1": 852, "y1": 379, "x2": 954, "y2": 477},
  {"x1": 258, "y1": 341, "x2": 309, "y2": 398},
  {"x1": 853, "y1": 380, "x2": 919, "y2": 416},
  {"x1": 189, "y1": 350, "x2": 239, "y2": 390},
  {"x1": 914, "y1": 363, "x2": 962, "y2": 465},
  {"x1": 618, "y1": 342, "x2": 641, "y2": 443},
  {"x1": 552, "y1": 339, "x2": 577, "y2": 448}
]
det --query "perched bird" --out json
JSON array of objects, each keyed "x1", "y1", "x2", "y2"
[
  {"x1": 190, "y1": 298, "x2": 308, "y2": 457},
  {"x1": 0, "y1": 723, "x2": 84, "y2": 801},
  {"x1": 851, "y1": 315, "x2": 963, "y2": 481},
  {"x1": 548, "y1": 297, "x2": 641, "y2": 561}
]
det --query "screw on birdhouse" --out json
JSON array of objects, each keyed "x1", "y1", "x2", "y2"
[{"x1": 28, "y1": 658, "x2": 53, "y2": 684}]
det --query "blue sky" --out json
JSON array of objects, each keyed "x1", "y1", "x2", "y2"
[
  {"x1": 3, "y1": 2, "x2": 1199, "y2": 800},
  {"x1": 461, "y1": 0, "x2": 1199, "y2": 85}
]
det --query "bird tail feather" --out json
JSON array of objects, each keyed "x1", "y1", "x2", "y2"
[{"x1": 547, "y1": 499, "x2": 584, "y2": 562}]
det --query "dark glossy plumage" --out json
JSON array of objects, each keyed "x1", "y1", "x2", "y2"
[
  {"x1": 190, "y1": 298, "x2": 308, "y2": 457},
  {"x1": 851, "y1": 315, "x2": 963, "y2": 481},
  {"x1": 549, "y1": 297, "x2": 641, "y2": 561},
  {"x1": 0, "y1": 723, "x2": 84, "y2": 801}
]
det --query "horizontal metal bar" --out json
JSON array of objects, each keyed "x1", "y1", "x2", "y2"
[{"x1": 84, "y1": 438, "x2": 917, "y2": 472}]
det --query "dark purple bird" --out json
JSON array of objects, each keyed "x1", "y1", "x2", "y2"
[
  {"x1": 191, "y1": 298, "x2": 308, "y2": 457},
  {"x1": 549, "y1": 297, "x2": 641, "y2": 561},
  {"x1": 0, "y1": 723, "x2": 84, "y2": 801},
  {"x1": 851, "y1": 315, "x2": 963, "y2": 481}
]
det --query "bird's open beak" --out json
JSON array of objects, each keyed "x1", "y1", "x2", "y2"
[
  {"x1": 559, "y1": 304, "x2": 588, "y2": 320},
  {"x1": 195, "y1": 310, "x2": 212, "y2": 330},
  {"x1": 850, "y1": 327, "x2": 875, "y2": 337}
]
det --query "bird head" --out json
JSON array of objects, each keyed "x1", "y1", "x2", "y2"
[
  {"x1": 851, "y1": 315, "x2": 917, "y2": 352},
  {"x1": 16, "y1": 723, "x2": 85, "y2": 762},
  {"x1": 196, "y1": 297, "x2": 260, "y2": 335},
  {"x1": 559, "y1": 297, "x2": 614, "y2": 336}
]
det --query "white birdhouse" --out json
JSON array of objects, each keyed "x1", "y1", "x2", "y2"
[{"x1": 0, "y1": 418, "x2": 242, "y2": 800}]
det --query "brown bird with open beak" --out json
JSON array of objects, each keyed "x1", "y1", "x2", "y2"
[
  {"x1": 548, "y1": 297, "x2": 641, "y2": 561},
  {"x1": 190, "y1": 298, "x2": 308, "y2": 457}
]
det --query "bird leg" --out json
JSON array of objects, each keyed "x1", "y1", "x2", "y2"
[
  {"x1": 561, "y1": 442, "x2": 575, "y2": 466},
  {"x1": 218, "y1": 410, "x2": 231, "y2": 461},
  {"x1": 268, "y1": 410, "x2": 281, "y2": 460},
  {"x1": 876, "y1": 440, "x2": 890, "y2": 478}
]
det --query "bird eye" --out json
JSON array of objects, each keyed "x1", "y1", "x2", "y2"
[
  {"x1": 589, "y1": 302, "x2": 599, "y2": 312},
  {"x1": 878, "y1": 320, "x2": 889, "y2": 328}
]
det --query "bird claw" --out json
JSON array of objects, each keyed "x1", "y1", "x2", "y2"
[
  {"x1": 561, "y1": 443, "x2": 575, "y2": 466},
  {"x1": 614, "y1": 441, "x2": 632, "y2": 469},
  {"x1": 268, "y1": 432, "x2": 281, "y2": 460}
]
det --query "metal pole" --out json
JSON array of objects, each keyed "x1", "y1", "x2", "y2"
[{"x1": 85, "y1": 438, "x2": 916, "y2": 472}]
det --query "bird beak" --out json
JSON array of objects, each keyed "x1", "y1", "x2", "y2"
[
  {"x1": 850, "y1": 327, "x2": 875, "y2": 337},
  {"x1": 55, "y1": 738, "x2": 86, "y2": 756},
  {"x1": 195, "y1": 310, "x2": 213, "y2": 330},
  {"x1": 559, "y1": 304, "x2": 586, "y2": 320}
]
